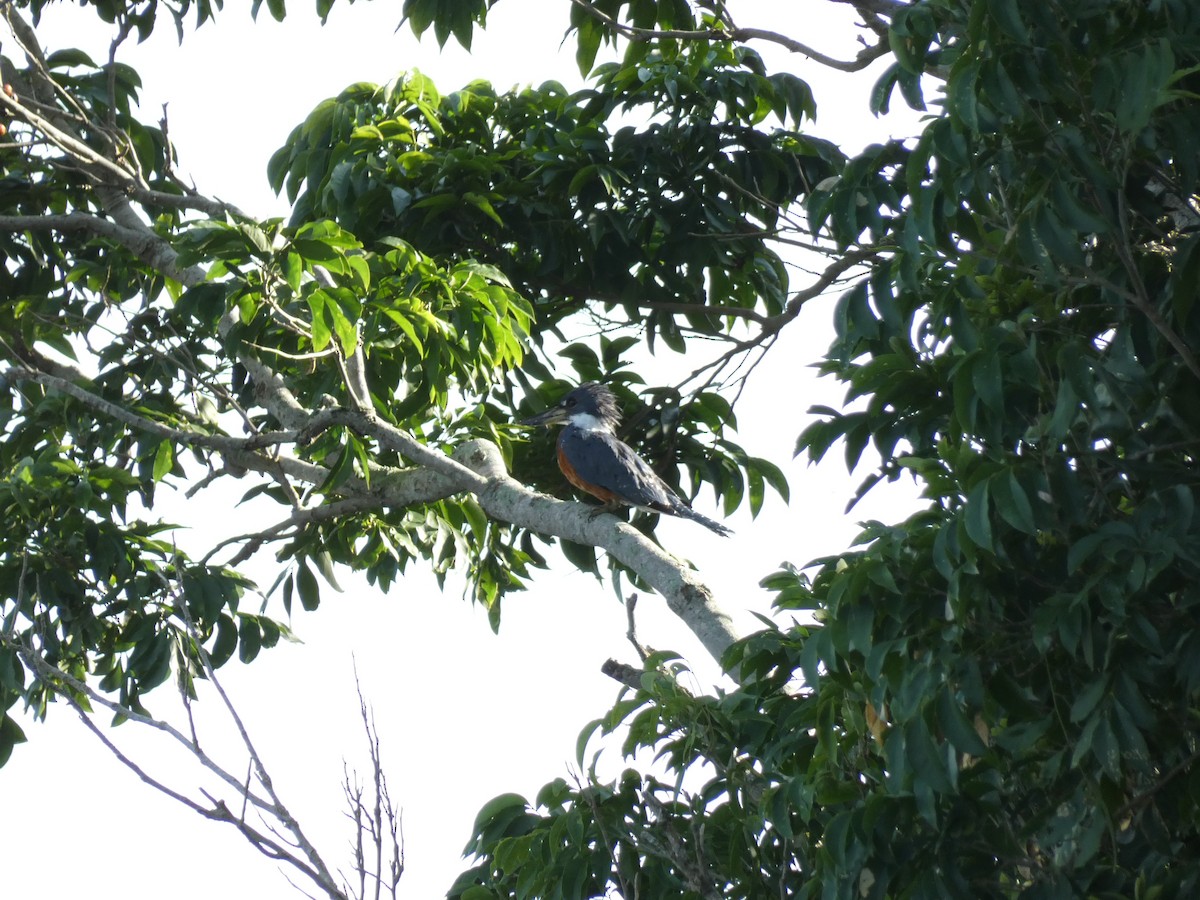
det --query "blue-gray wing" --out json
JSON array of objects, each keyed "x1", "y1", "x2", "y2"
[{"x1": 558, "y1": 428, "x2": 679, "y2": 512}]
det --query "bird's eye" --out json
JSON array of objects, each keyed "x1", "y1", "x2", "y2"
[{"x1": 564, "y1": 397, "x2": 578, "y2": 408}]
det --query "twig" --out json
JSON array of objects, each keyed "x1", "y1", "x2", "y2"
[
  {"x1": 200, "y1": 498, "x2": 383, "y2": 567},
  {"x1": 624, "y1": 593, "x2": 650, "y2": 663},
  {"x1": 568, "y1": 0, "x2": 889, "y2": 72},
  {"x1": 1116, "y1": 747, "x2": 1200, "y2": 819},
  {"x1": 184, "y1": 606, "x2": 342, "y2": 891},
  {"x1": 601, "y1": 658, "x2": 646, "y2": 691},
  {"x1": 2, "y1": 364, "x2": 297, "y2": 456},
  {"x1": 0, "y1": 211, "x2": 206, "y2": 284},
  {"x1": 1113, "y1": 187, "x2": 1200, "y2": 381},
  {"x1": 2, "y1": 550, "x2": 28, "y2": 640},
  {"x1": 10, "y1": 639, "x2": 275, "y2": 810},
  {"x1": 0, "y1": 88, "x2": 147, "y2": 186},
  {"x1": 342, "y1": 661, "x2": 404, "y2": 899}
]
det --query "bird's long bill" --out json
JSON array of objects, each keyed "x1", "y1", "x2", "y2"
[{"x1": 519, "y1": 407, "x2": 569, "y2": 427}]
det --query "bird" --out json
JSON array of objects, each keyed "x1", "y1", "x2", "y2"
[{"x1": 520, "y1": 382, "x2": 733, "y2": 536}]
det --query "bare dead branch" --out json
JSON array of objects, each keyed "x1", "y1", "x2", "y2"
[
  {"x1": 624, "y1": 593, "x2": 651, "y2": 663},
  {"x1": 176, "y1": 605, "x2": 341, "y2": 891},
  {"x1": 339, "y1": 663, "x2": 404, "y2": 900},
  {"x1": 601, "y1": 658, "x2": 646, "y2": 691}
]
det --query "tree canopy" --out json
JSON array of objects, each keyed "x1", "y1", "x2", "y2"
[{"x1": 3, "y1": 0, "x2": 1200, "y2": 897}]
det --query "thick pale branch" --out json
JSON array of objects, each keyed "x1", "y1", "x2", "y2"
[
  {"x1": 601, "y1": 659, "x2": 646, "y2": 691},
  {"x1": 454, "y1": 441, "x2": 741, "y2": 666},
  {"x1": 300, "y1": 408, "x2": 490, "y2": 488},
  {"x1": 4, "y1": 362, "x2": 741, "y2": 665},
  {"x1": 0, "y1": 211, "x2": 207, "y2": 285}
]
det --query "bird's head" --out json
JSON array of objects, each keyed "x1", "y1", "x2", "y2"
[{"x1": 520, "y1": 382, "x2": 621, "y2": 432}]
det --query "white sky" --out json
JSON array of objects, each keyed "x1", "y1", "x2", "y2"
[{"x1": 1, "y1": 3, "x2": 925, "y2": 897}]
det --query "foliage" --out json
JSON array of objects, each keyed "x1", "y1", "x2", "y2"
[
  {"x1": 0, "y1": 0, "x2": 792, "y2": 766},
  {"x1": 448, "y1": 0, "x2": 1200, "y2": 897},
  {"x1": 6, "y1": 0, "x2": 1200, "y2": 896}
]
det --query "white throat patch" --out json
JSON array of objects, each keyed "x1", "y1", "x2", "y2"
[{"x1": 568, "y1": 411, "x2": 612, "y2": 432}]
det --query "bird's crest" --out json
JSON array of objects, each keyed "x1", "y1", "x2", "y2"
[{"x1": 574, "y1": 382, "x2": 621, "y2": 427}]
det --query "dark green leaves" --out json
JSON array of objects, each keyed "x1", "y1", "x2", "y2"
[
  {"x1": 459, "y1": 3, "x2": 1200, "y2": 898},
  {"x1": 0, "y1": 713, "x2": 27, "y2": 767},
  {"x1": 403, "y1": 0, "x2": 489, "y2": 49},
  {"x1": 269, "y1": 64, "x2": 812, "y2": 346}
]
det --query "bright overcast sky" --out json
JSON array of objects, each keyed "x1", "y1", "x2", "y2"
[{"x1": 1, "y1": 2, "x2": 924, "y2": 897}]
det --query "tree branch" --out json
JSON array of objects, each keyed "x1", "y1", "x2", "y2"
[
  {"x1": 0, "y1": 6, "x2": 745, "y2": 667},
  {"x1": 0, "y1": 211, "x2": 207, "y2": 285},
  {"x1": 1114, "y1": 188, "x2": 1200, "y2": 381},
  {"x1": 180, "y1": 597, "x2": 342, "y2": 892},
  {"x1": 8, "y1": 637, "x2": 274, "y2": 810},
  {"x1": 453, "y1": 441, "x2": 741, "y2": 667},
  {"x1": 0, "y1": 44, "x2": 236, "y2": 221},
  {"x1": 4, "y1": 629, "x2": 350, "y2": 899},
  {"x1": 568, "y1": 0, "x2": 890, "y2": 72},
  {"x1": 3, "y1": 361, "x2": 741, "y2": 666},
  {"x1": 2, "y1": 365, "x2": 296, "y2": 454}
]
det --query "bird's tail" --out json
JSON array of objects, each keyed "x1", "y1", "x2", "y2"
[{"x1": 674, "y1": 503, "x2": 734, "y2": 537}]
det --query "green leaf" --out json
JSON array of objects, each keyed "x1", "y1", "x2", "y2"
[
  {"x1": 870, "y1": 62, "x2": 901, "y2": 116},
  {"x1": 307, "y1": 291, "x2": 331, "y2": 352},
  {"x1": 347, "y1": 254, "x2": 371, "y2": 292},
  {"x1": 463, "y1": 192, "x2": 503, "y2": 226},
  {"x1": 991, "y1": 471, "x2": 1036, "y2": 534},
  {"x1": 971, "y1": 350, "x2": 1003, "y2": 413},
  {"x1": 468, "y1": 792, "x2": 529, "y2": 844},
  {"x1": 1070, "y1": 676, "x2": 1109, "y2": 723},
  {"x1": 986, "y1": 0, "x2": 1028, "y2": 42},
  {"x1": 210, "y1": 615, "x2": 238, "y2": 668},
  {"x1": 152, "y1": 441, "x2": 174, "y2": 482},
  {"x1": 314, "y1": 550, "x2": 343, "y2": 591},
  {"x1": 963, "y1": 479, "x2": 993, "y2": 552},
  {"x1": 382, "y1": 309, "x2": 425, "y2": 357},
  {"x1": 576, "y1": 16, "x2": 602, "y2": 75},
  {"x1": 560, "y1": 539, "x2": 599, "y2": 578},
  {"x1": 575, "y1": 718, "x2": 603, "y2": 768},
  {"x1": 296, "y1": 561, "x2": 320, "y2": 611},
  {"x1": 947, "y1": 57, "x2": 981, "y2": 132},
  {"x1": 284, "y1": 251, "x2": 304, "y2": 292},
  {"x1": 323, "y1": 291, "x2": 359, "y2": 356},
  {"x1": 238, "y1": 615, "x2": 262, "y2": 663},
  {"x1": 937, "y1": 688, "x2": 989, "y2": 757},
  {"x1": 45, "y1": 48, "x2": 99, "y2": 69},
  {"x1": 0, "y1": 713, "x2": 28, "y2": 767}
]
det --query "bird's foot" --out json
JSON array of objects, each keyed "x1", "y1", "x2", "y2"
[{"x1": 587, "y1": 502, "x2": 625, "y2": 521}]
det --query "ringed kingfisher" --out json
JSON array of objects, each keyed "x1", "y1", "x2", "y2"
[{"x1": 520, "y1": 382, "x2": 733, "y2": 537}]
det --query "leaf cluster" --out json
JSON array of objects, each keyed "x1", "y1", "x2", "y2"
[
  {"x1": 0, "y1": 0, "x2": 810, "y2": 742},
  {"x1": 452, "y1": 0, "x2": 1200, "y2": 896},
  {"x1": 266, "y1": 51, "x2": 828, "y2": 346}
]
